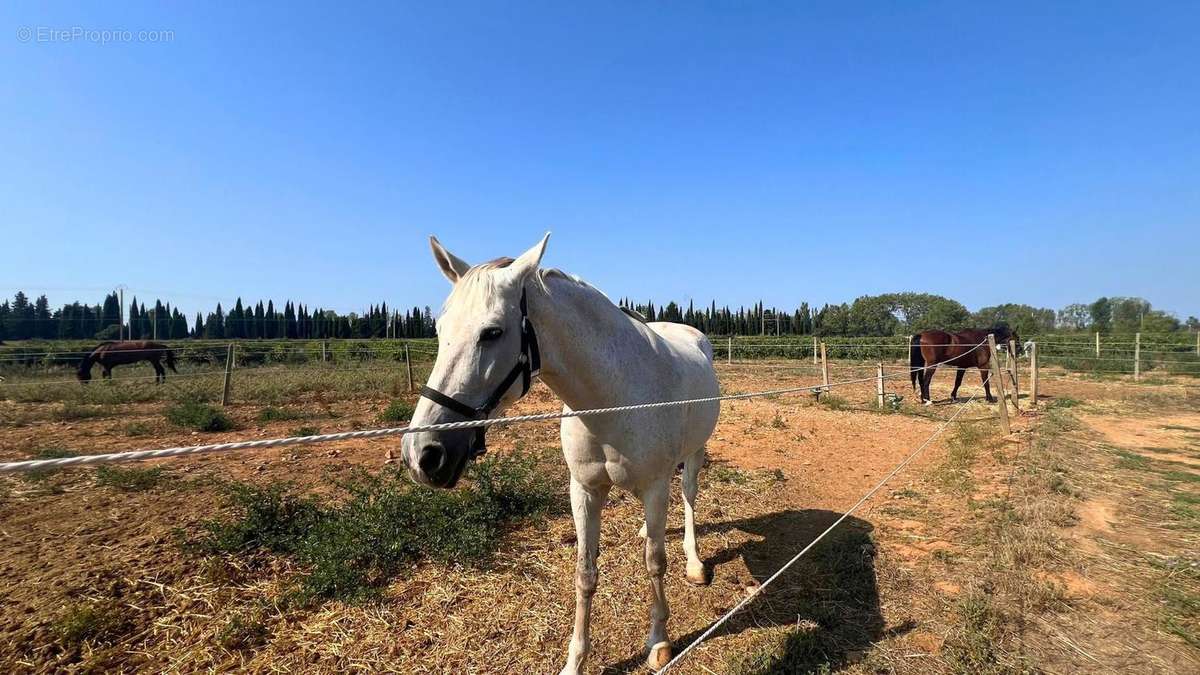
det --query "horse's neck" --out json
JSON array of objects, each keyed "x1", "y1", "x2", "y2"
[{"x1": 528, "y1": 277, "x2": 654, "y2": 411}]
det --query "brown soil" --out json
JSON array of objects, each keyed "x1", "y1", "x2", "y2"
[{"x1": 0, "y1": 361, "x2": 1196, "y2": 673}]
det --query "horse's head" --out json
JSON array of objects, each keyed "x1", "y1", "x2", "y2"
[
  {"x1": 993, "y1": 324, "x2": 1022, "y2": 354},
  {"x1": 399, "y1": 234, "x2": 550, "y2": 488},
  {"x1": 77, "y1": 361, "x2": 93, "y2": 382}
]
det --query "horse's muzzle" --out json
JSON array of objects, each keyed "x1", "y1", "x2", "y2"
[{"x1": 403, "y1": 431, "x2": 474, "y2": 488}]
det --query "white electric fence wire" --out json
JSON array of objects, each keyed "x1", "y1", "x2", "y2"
[{"x1": 0, "y1": 343, "x2": 986, "y2": 473}]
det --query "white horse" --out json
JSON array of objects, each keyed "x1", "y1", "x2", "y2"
[{"x1": 399, "y1": 234, "x2": 720, "y2": 673}]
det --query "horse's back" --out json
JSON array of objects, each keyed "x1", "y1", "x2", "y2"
[{"x1": 647, "y1": 322, "x2": 714, "y2": 364}]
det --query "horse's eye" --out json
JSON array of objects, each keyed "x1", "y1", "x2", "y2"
[{"x1": 480, "y1": 327, "x2": 504, "y2": 342}]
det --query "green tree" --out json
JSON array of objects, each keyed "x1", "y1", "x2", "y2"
[{"x1": 1089, "y1": 297, "x2": 1112, "y2": 332}]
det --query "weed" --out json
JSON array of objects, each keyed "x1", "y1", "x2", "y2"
[
  {"x1": 22, "y1": 447, "x2": 77, "y2": 484},
  {"x1": 258, "y1": 406, "x2": 305, "y2": 422},
  {"x1": 377, "y1": 399, "x2": 415, "y2": 423},
  {"x1": 289, "y1": 426, "x2": 320, "y2": 437},
  {"x1": 53, "y1": 402, "x2": 106, "y2": 421},
  {"x1": 770, "y1": 413, "x2": 787, "y2": 429},
  {"x1": 217, "y1": 610, "x2": 270, "y2": 651},
  {"x1": 53, "y1": 601, "x2": 131, "y2": 647},
  {"x1": 165, "y1": 401, "x2": 235, "y2": 432},
  {"x1": 189, "y1": 451, "x2": 557, "y2": 604},
  {"x1": 95, "y1": 466, "x2": 167, "y2": 492},
  {"x1": 819, "y1": 394, "x2": 850, "y2": 411},
  {"x1": 123, "y1": 421, "x2": 153, "y2": 436}
]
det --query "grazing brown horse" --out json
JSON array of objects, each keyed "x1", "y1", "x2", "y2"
[
  {"x1": 78, "y1": 341, "x2": 177, "y2": 384},
  {"x1": 909, "y1": 325, "x2": 1018, "y2": 405}
]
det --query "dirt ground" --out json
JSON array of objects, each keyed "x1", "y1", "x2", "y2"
[{"x1": 1, "y1": 360, "x2": 1197, "y2": 673}]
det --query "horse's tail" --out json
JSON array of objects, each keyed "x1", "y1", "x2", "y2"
[
  {"x1": 164, "y1": 348, "x2": 178, "y2": 373},
  {"x1": 909, "y1": 334, "x2": 924, "y2": 391}
]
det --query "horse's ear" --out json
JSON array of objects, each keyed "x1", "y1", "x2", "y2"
[
  {"x1": 429, "y1": 236, "x2": 471, "y2": 284},
  {"x1": 508, "y1": 232, "x2": 550, "y2": 282}
]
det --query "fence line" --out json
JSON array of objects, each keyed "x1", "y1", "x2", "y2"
[
  {"x1": 657, "y1": 393, "x2": 979, "y2": 673},
  {"x1": 0, "y1": 344, "x2": 987, "y2": 474}
]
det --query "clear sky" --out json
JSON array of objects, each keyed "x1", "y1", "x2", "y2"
[{"x1": 2, "y1": 2, "x2": 1197, "y2": 321}]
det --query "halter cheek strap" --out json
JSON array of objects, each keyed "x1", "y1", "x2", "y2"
[{"x1": 418, "y1": 288, "x2": 541, "y2": 458}]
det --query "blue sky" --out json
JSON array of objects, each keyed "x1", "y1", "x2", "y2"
[{"x1": 2, "y1": 2, "x2": 1198, "y2": 320}]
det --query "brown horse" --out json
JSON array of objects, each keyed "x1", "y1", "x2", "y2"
[
  {"x1": 909, "y1": 325, "x2": 1018, "y2": 404},
  {"x1": 78, "y1": 341, "x2": 177, "y2": 384}
]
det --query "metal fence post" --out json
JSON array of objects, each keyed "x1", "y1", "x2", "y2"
[
  {"x1": 727, "y1": 337, "x2": 732, "y2": 365},
  {"x1": 1007, "y1": 339, "x2": 1020, "y2": 411}
]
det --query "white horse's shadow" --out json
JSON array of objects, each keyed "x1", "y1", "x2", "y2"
[{"x1": 603, "y1": 509, "x2": 902, "y2": 673}]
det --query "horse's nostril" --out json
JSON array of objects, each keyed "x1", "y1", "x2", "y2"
[{"x1": 418, "y1": 444, "x2": 445, "y2": 475}]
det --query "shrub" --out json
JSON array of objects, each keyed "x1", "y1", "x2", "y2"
[
  {"x1": 165, "y1": 401, "x2": 235, "y2": 432},
  {"x1": 124, "y1": 421, "x2": 153, "y2": 437},
  {"x1": 378, "y1": 399, "x2": 415, "y2": 423},
  {"x1": 191, "y1": 451, "x2": 557, "y2": 604}
]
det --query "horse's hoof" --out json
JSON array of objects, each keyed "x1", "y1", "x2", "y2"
[
  {"x1": 648, "y1": 641, "x2": 672, "y2": 670},
  {"x1": 685, "y1": 562, "x2": 710, "y2": 586},
  {"x1": 923, "y1": 400, "x2": 933, "y2": 407}
]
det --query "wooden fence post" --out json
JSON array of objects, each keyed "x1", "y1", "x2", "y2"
[
  {"x1": 1134, "y1": 332, "x2": 1141, "y2": 381},
  {"x1": 876, "y1": 362, "x2": 885, "y2": 409},
  {"x1": 812, "y1": 336, "x2": 818, "y2": 365},
  {"x1": 820, "y1": 342, "x2": 830, "y2": 391},
  {"x1": 321, "y1": 340, "x2": 328, "y2": 363},
  {"x1": 1196, "y1": 331, "x2": 1199, "y2": 356},
  {"x1": 404, "y1": 343, "x2": 415, "y2": 392},
  {"x1": 221, "y1": 343, "x2": 234, "y2": 407},
  {"x1": 727, "y1": 337, "x2": 733, "y2": 365},
  {"x1": 1095, "y1": 332, "x2": 1100, "y2": 357},
  {"x1": 1007, "y1": 339, "x2": 1020, "y2": 411},
  {"x1": 1030, "y1": 341, "x2": 1039, "y2": 408},
  {"x1": 987, "y1": 335, "x2": 1010, "y2": 435}
]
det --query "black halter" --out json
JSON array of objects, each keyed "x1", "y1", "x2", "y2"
[{"x1": 418, "y1": 288, "x2": 541, "y2": 458}]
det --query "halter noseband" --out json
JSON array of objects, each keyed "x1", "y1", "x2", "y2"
[{"x1": 418, "y1": 288, "x2": 541, "y2": 458}]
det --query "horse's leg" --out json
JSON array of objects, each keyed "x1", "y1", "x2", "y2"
[
  {"x1": 642, "y1": 478, "x2": 672, "y2": 669},
  {"x1": 152, "y1": 359, "x2": 165, "y2": 384},
  {"x1": 921, "y1": 366, "x2": 936, "y2": 405},
  {"x1": 681, "y1": 447, "x2": 708, "y2": 585},
  {"x1": 560, "y1": 477, "x2": 608, "y2": 675},
  {"x1": 103, "y1": 366, "x2": 112, "y2": 380},
  {"x1": 979, "y1": 367, "x2": 996, "y2": 403},
  {"x1": 951, "y1": 367, "x2": 966, "y2": 401}
]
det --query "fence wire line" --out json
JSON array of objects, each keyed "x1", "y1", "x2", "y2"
[
  {"x1": 0, "y1": 343, "x2": 987, "y2": 473},
  {"x1": 656, "y1": 393, "x2": 979, "y2": 673}
]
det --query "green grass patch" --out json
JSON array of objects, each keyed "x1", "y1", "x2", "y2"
[
  {"x1": 53, "y1": 402, "x2": 107, "y2": 421},
  {"x1": 1161, "y1": 470, "x2": 1200, "y2": 484},
  {"x1": 165, "y1": 401, "x2": 235, "y2": 432},
  {"x1": 189, "y1": 451, "x2": 557, "y2": 604},
  {"x1": 289, "y1": 426, "x2": 321, "y2": 438},
  {"x1": 818, "y1": 394, "x2": 851, "y2": 411},
  {"x1": 1112, "y1": 448, "x2": 1150, "y2": 470},
  {"x1": 377, "y1": 399, "x2": 415, "y2": 423},
  {"x1": 95, "y1": 465, "x2": 167, "y2": 492}
]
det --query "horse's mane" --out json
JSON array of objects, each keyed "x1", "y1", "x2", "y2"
[{"x1": 444, "y1": 258, "x2": 614, "y2": 316}]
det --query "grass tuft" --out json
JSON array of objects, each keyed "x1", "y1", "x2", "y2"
[
  {"x1": 377, "y1": 399, "x2": 415, "y2": 423},
  {"x1": 53, "y1": 601, "x2": 131, "y2": 648},
  {"x1": 96, "y1": 465, "x2": 167, "y2": 492},
  {"x1": 165, "y1": 401, "x2": 235, "y2": 432}
]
